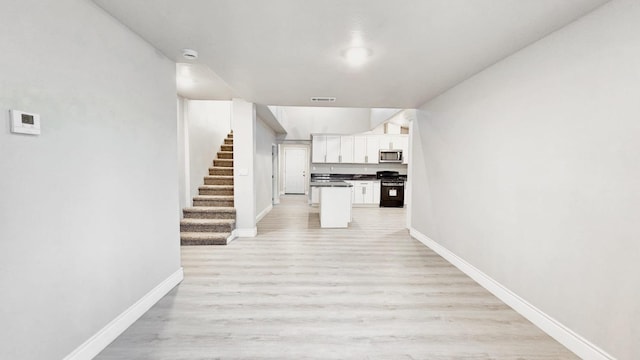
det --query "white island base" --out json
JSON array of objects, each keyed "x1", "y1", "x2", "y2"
[{"x1": 319, "y1": 185, "x2": 352, "y2": 228}]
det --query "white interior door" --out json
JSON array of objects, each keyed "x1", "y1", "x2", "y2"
[{"x1": 284, "y1": 148, "x2": 307, "y2": 194}]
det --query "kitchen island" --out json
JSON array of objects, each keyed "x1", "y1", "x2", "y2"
[{"x1": 309, "y1": 181, "x2": 353, "y2": 228}]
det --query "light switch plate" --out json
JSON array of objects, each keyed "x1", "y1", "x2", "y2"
[{"x1": 10, "y1": 110, "x2": 41, "y2": 135}]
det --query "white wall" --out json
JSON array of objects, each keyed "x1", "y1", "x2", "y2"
[
  {"x1": 182, "y1": 100, "x2": 231, "y2": 205},
  {"x1": 411, "y1": 1, "x2": 639, "y2": 358},
  {"x1": 231, "y1": 99, "x2": 257, "y2": 236},
  {"x1": 0, "y1": 1, "x2": 180, "y2": 359},
  {"x1": 279, "y1": 106, "x2": 372, "y2": 140},
  {"x1": 177, "y1": 97, "x2": 189, "y2": 211},
  {"x1": 255, "y1": 116, "x2": 276, "y2": 220},
  {"x1": 370, "y1": 108, "x2": 402, "y2": 129}
]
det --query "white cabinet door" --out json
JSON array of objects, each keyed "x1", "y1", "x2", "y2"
[
  {"x1": 340, "y1": 136, "x2": 354, "y2": 163},
  {"x1": 345, "y1": 181, "x2": 356, "y2": 204},
  {"x1": 353, "y1": 183, "x2": 364, "y2": 204},
  {"x1": 353, "y1": 136, "x2": 367, "y2": 163},
  {"x1": 365, "y1": 135, "x2": 379, "y2": 164},
  {"x1": 351, "y1": 181, "x2": 375, "y2": 204},
  {"x1": 312, "y1": 135, "x2": 326, "y2": 163},
  {"x1": 325, "y1": 135, "x2": 341, "y2": 163},
  {"x1": 311, "y1": 186, "x2": 320, "y2": 204},
  {"x1": 389, "y1": 135, "x2": 407, "y2": 150},
  {"x1": 390, "y1": 135, "x2": 409, "y2": 164},
  {"x1": 379, "y1": 135, "x2": 392, "y2": 150},
  {"x1": 363, "y1": 182, "x2": 374, "y2": 203},
  {"x1": 399, "y1": 136, "x2": 409, "y2": 164},
  {"x1": 372, "y1": 181, "x2": 381, "y2": 205}
]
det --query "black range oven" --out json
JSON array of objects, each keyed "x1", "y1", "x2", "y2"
[{"x1": 377, "y1": 171, "x2": 405, "y2": 208}]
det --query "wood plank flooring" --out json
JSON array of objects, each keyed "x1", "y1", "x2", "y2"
[{"x1": 96, "y1": 195, "x2": 577, "y2": 359}]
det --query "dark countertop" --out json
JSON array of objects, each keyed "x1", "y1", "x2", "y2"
[
  {"x1": 310, "y1": 174, "x2": 406, "y2": 181},
  {"x1": 310, "y1": 180, "x2": 353, "y2": 187}
]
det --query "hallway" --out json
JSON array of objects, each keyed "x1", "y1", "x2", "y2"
[{"x1": 96, "y1": 196, "x2": 576, "y2": 359}]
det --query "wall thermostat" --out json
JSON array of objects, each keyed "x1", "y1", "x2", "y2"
[{"x1": 10, "y1": 110, "x2": 41, "y2": 135}]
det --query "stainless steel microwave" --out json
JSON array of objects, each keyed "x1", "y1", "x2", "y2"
[{"x1": 379, "y1": 149, "x2": 403, "y2": 163}]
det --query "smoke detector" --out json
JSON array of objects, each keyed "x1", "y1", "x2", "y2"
[
  {"x1": 181, "y1": 49, "x2": 198, "y2": 60},
  {"x1": 311, "y1": 97, "x2": 336, "y2": 103}
]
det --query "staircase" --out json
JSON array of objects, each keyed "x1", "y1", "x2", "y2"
[{"x1": 180, "y1": 132, "x2": 236, "y2": 245}]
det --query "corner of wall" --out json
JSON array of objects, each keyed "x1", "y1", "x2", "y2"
[{"x1": 409, "y1": 228, "x2": 614, "y2": 360}]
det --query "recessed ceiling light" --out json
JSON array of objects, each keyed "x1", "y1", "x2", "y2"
[
  {"x1": 343, "y1": 47, "x2": 371, "y2": 66},
  {"x1": 182, "y1": 48, "x2": 198, "y2": 60}
]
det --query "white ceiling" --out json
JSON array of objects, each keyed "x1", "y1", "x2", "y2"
[{"x1": 94, "y1": 0, "x2": 609, "y2": 108}]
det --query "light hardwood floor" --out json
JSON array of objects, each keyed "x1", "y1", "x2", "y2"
[{"x1": 96, "y1": 195, "x2": 577, "y2": 359}]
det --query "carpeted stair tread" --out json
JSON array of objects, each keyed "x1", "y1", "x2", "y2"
[
  {"x1": 209, "y1": 167, "x2": 233, "y2": 176},
  {"x1": 180, "y1": 232, "x2": 230, "y2": 246},
  {"x1": 217, "y1": 151, "x2": 233, "y2": 159},
  {"x1": 193, "y1": 195, "x2": 234, "y2": 200},
  {"x1": 204, "y1": 176, "x2": 233, "y2": 185},
  {"x1": 193, "y1": 195, "x2": 234, "y2": 207},
  {"x1": 198, "y1": 185, "x2": 234, "y2": 190},
  {"x1": 180, "y1": 218, "x2": 235, "y2": 232},
  {"x1": 198, "y1": 185, "x2": 234, "y2": 195},
  {"x1": 204, "y1": 175, "x2": 233, "y2": 179},
  {"x1": 213, "y1": 159, "x2": 233, "y2": 167},
  {"x1": 180, "y1": 218, "x2": 235, "y2": 225},
  {"x1": 183, "y1": 206, "x2": 236, "y2": 213},
  {"x1": 183, "y1": 209, "x2": 236, "y2": 219}
]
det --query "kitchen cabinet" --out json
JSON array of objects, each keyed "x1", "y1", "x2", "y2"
[
  {"x1": 393, "y1": 135, "x2": 409, "y2": 164},
  {"x1": 318, "y1": 184, "x2": 353, "y2": 228},
  {"x1": 353, "y1": 136, "x2": 367, "y2": 163},
  {"x1": 314, "y1": 133, "x2": 407, "y2": 164},
  {"x1": 346, "y1": 180, "x2": 379, "y2": 205},
  {"x1": 311, "y1": 186, "x2": 320, "y2": 204},
  {"x1": 379, "y1": 135, "x2": 409, "y2": 164},
  {"x1": 325, "y1": 135, "x2": 341, "y2": 163},
  {"x1": 378, "y1": 135, "x2": 391, "y2": 150},
  {"x1": 365, "y1": 135, "x2": 380, "y2": 164},
  {"x1": 353, "y1": 135, "x2": 380, "y2": 164},
  {"x1": 312, "y1": 135, "x2": 341, "y2": 163},
  {"x1": 340, "y1": 136, "x2": 354, "y2": 163},
  {"x1": 379, "y1": 135, "x2": 408, "y2": 150},
  {"x1": 372, "y1": 180, "x2": 381, "y2": 204},
  {"x1": 311, "y1": 135, "x2": 326, "y2": 163}
]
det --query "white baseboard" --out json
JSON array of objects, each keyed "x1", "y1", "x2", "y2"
[
  {"x1": 63, "y1": 268, "x2": 184, "y2": 360},
  {"x1": 256, "y1": 204, "x2": 273, "y2": 222},
  {"x1": 409, "y1": 228, "x2": 613, "y2": 360},
  {"x1": 236, "y1": 227, "x2": 257, "y2": 237},
  {"x1": 226, "y1": 229, "x2": 238, "y2": 244}
]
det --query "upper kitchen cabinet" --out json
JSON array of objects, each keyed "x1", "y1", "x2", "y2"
[
  {"x1": 313, "y1": 133, "x2": 407, "y2": 164},
  {"x1": 379, "y1": 135, "x2": 407, "y2": 150},
  {"x1": 340, "y1": 136, "x2": 354, "y2": 163},
  {"x1": 312, "y1": 135, "x2": 327, "y2": 163},
  {"x1": 312, "y1": 135, "x2": 341, "y2": 163},
  {"x1": 325, "y1": 135, "x2": 341, "y2": 163},
  {"x1": 353, "y1": 135, "x2": 380, "y2": 164},
  {"x1": 379, "y1": 135, "x2": 409, "y2": 164}
]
